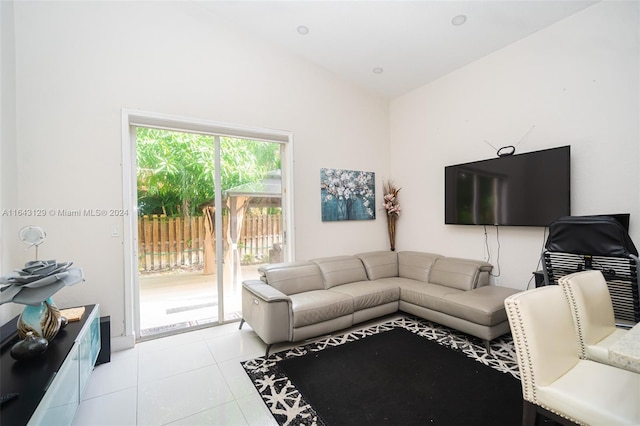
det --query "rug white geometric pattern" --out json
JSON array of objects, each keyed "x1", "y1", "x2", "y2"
[{"x1": 241, "y1": 315, "x2": 519, "y2": 426}]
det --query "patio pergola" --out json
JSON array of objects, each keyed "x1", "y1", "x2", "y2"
[{"x1": 225, "y1": 170, "x2": 282, "y2": 285}]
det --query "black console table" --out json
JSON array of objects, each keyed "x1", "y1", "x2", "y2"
[{"x1": 0, "y1": 304, "x2": 100, "y2": 426}]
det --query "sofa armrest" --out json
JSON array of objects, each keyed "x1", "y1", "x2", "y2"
[
  {"x1": 243, "y1": 280, "x2": 291, "y2": 302},
  {"x1": 241, "y1": 280, "x2": 292, "y2": 344}
]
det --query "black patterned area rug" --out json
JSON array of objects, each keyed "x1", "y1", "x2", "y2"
[{"x1": 241, "y1": 316, "x2": 522, "y2": 426}]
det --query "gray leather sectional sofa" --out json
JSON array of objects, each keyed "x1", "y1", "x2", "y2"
[{"x1": 240, "y1": 251, "x2": 521, "y2": 356}]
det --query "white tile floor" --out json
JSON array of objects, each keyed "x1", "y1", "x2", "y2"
[{"x1": 73, "y1": 321, "x2": 277, "y2": 426}]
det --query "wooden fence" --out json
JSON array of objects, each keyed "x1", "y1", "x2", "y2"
[
  {"x1": 138, "y1": 213, "x2": 282, "y2": 272},
  {"x1": 241, "y1": 213, "x2": 283, "y2": 264}
]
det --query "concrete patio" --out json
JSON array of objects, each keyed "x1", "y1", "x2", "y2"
[{"x1": 138, "y1": 264, "x2": 261, "y2": 337}]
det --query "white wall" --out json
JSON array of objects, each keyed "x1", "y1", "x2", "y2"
[
  {"x1": 0, "y1": 0, "x2": 21, "y2": 325},
  {"x1": 3, "y1": 1, "x2": 390, "y2": 344},
  {"x1": 390, "y1": 0, "x2": 640, "y2": 290}
]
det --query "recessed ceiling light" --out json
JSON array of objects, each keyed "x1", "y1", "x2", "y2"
[
  {"x1": 451, "y1": 15, "x2": 467, "y2": 26},
  {"x1": 297, "y1": 25, "x2": 309, "y2": 35},
  {"x1": 372, "y1": 67, "x2": 384, "y2": 74}
]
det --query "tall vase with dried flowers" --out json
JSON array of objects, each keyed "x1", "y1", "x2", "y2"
[{"x1": 382, "y1": 180, "x2": 401, "y2": 251}]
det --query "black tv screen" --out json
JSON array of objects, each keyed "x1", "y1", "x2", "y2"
[{"x1": 445, "y1": 146, "x2": 570, "y2": 227}]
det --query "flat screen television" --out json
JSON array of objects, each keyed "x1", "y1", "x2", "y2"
[{"x1": 445, "y1": 146, "x2": 570, "y2": 227}]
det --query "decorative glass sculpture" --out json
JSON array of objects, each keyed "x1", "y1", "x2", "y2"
[
  {"x1": 10, "y1": 331, "x2": 49, "y2": 360},
  {"x1": 17, "y1": 297, "x2": 62, "y2": 341}
]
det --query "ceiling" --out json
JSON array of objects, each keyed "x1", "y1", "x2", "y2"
[{"x1": 197, "y1": 1, "x2": 599, "y2": 99}]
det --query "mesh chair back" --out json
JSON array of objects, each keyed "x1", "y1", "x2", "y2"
[{"x1": 543, "y1": 215, "x2": 639, "y2": 325}]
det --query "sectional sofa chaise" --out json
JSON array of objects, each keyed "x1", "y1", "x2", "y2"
[{"x1": 240, "y1": 251, "x2": 521, "y2": 356}]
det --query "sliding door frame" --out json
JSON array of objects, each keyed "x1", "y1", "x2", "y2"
[{"x1": 121, "y1": 109, "x2": 294, "y2": 342}]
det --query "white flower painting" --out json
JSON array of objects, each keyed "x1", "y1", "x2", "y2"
[{"x1": 320, "y1": 168, "x2": 375, "y2": 221}]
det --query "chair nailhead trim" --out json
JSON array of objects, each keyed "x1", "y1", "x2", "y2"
[
  {"x1": 506, "y1": 298, "x2": 536, "y2": 402},
  {"x1": 560, "y1": 279, "x2": 587, "y2": 359},
  {"x1": 508, "y1": 292, "x2": 584, "y2": 426}
]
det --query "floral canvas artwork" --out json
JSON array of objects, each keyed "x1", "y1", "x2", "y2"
[{"x1": 321, "y1": 168, "x2": 375, "y2": 221}]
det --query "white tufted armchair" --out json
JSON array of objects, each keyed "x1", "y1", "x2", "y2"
[
  {"x1": 559, "y1": 270, "x2": 629, "y2": 366},
  {"x1": 504, "y1": 285, "x2": 640, "y2": 425}
]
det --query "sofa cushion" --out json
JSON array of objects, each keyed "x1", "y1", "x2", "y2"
[
  {"x1": 356, "y1": 251, "x2": 398, "y2": 280},
  {"x1": 311, "y1": 256, "x2": 368, "y2": 289},
  {"x1": 258, "y1": 262, "x2": 325, "y2": 295},
  {"x1": 329, "y1": 280, "x2": 400, "y2": 311},
  {"x1": 289, "y1": 290, "x2": 354, "y2": 328},
  {"x1": 429, "y1": 258, "x2": 492, "y2": 291},
  {"x1": 397, "y1": 251, "x2": 442, "y2": 282},
  {"x1": 441, "y1": 285, "x2": 521, "y2": 326},
  {"x1": 396, "y1": 280, "x2": 462, "y2": 312}
]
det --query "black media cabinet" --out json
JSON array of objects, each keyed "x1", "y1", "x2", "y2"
[{"x1": 0, "y1": 304, "x2": 100, "y2": 426}]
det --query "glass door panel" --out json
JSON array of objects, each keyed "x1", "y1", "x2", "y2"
[
  {"x1": 136, "y1": 128, "x2": 219, "y2": 337},
  {"x1": 220, "y1": 137, "x2": 282, "y2": 321},
  {"x1": 135, "y1": 129, "x2": 283, "y2": 338}
]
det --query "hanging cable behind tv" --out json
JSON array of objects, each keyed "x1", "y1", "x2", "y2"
[{"x1": 484, "y1": 124, "x2": 535, "y2": 157}]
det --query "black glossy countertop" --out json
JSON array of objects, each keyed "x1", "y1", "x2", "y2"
[{"x1": 0, "y1": 305, "x2": 96, "y2": 426}]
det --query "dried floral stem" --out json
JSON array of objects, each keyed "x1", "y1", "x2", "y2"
[{"x1": 382, "y1": 180, "x2": 401, "y2": 251}]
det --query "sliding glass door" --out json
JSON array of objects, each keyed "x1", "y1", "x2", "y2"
[{"x1": 131, "y1": 122, "x2": 287, "y2": 340}]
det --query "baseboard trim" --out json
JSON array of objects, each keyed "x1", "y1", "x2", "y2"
[{"x1": 110, "y1": 334, "x2": 135, "y2": 352}]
